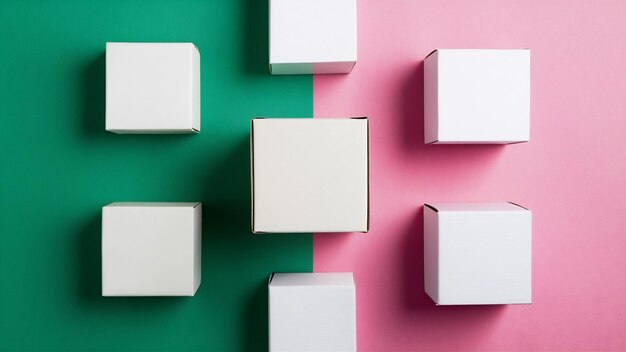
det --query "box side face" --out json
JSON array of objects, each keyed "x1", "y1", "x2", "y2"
[
  {"x1": 438, "y1": 210, "x2": 532, "y2": 304},
  {"x1": 270, "y1": 0, "x2": 357, "y2": 66},
  {"x1": 105, "y1": 43, "x2": 196, "y2": 133},
  {"x1": 423, "y1": 206, "x2": 439, "y2": 303},
  {"x1": 270, "y1": 285, "x2": 356, "y2": 352},
  {"x1": 251, "y1": 120, "x2": 257, "y2": 232},
  {"x1": 190, "y1": 44, "x2": 201, "y2": 132},
  {"x1": 253, "y1": 119, "x2": 368, "y2": 233},
  {"x1": 423, "y1": 51, "x2": 439, "y2": 143},
  {"x1": 437, "y1": 49, "x2": 530, "y2": 143},
  {"x1": 192, "y1": 203, "x2": 202, "y2": 294},
  {"x1": 101, "y1": 205, "x2": 196, "y2": 296}
]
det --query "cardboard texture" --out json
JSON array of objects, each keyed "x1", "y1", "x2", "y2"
[
  {"x1": 101, "y1": 202, "x2": 202, "y2": 296},
  {"x1": 269, "y1": 273, "x2": 356, "y2": 352},
  {"x1": 424, "y1": 202, "x2": 532, "y2": 305},
  {"x1": 251, "y1": 118, "x2": 369, "y2": 233},
  {"x1": 269, "y1": 0, "x2": 357, "y2": 74},
  {"x1": 106, "y1": 42, "x2": 200, "y2": 133},
  {"x1": 424, "y1": 49, "x2": 530, "y2": 144}
]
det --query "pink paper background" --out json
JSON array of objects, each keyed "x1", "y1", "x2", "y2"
[{"x1": 313, "y1": 0, "x2": 626, "y2": 350}]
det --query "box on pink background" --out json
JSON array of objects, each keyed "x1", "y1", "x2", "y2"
[
  {"x1": 424, "y1": 49, "x2": 530, "y2": 144},
  {"x1": 424, "y1": 202, "x2": 532, "y2": 305}
]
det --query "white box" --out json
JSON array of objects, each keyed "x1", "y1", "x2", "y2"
[
  {"x1": 269, "y1": 0, "x2": 357, "y2": 75},
  {"x1": 269, "y1": 273, "x2": 356, "y2": 352},
  {"x1": 424, "y1": 202, "x2": 532, "y2": 305},
  {"x1": 251, "y1": 118, "x2": 369, "y2": 233},
  {"x1": 106, "y1": 42, "x2": 200, "y2": 133},
  {"x1": 102, "y1": 202, "x2": 202, "y2": 296},
  {"x1": 424, "y1": 49, "x2": 530, "y2": 144}
]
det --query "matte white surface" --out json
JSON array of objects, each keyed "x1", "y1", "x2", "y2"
[
  {"x1": 269, "y1": 0, "x2": 357, "y2": 74},
  {"x1": 424, "y1": 49, "x2": 530, "y2": 143},
  {"x1": 427, "y1": 202, "x2": 528, "y2": 212},
  {"x1": 269, "y1": 273, "x2": 356, "y2": 352},
  {"x1": 252, "y1": 118, "x2": 369, "y2": 233},
  {"x1": 106, "y1": 42, "x2": 200, "y2": 133},
  {"x1": 102, "y1": 202, "x2": 202, "y2": 296},
  {"x1": 424, "y1": 202, "x2": 532, "y2": 305}
]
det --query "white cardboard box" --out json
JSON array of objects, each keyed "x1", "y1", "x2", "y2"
[
  {"x1": 102, "y1": 202, "x2": 202, "y2": 296},
  {"x1": 269, "y1": 0, "x2": 357, "y2": 75},
  {"x1": 269, "y1": 273, "x2": 356, "y2": 352},
  {"x1": 106, "y1": 42, "x2": 200, "y2": 133},
  {"x1": 424, "y1": 49, "x2": 530, "y2": 144},
  {"x1": 424, "y1": 202, "x2": 532, "y2": 305},
  {"x1": 251, "y1": 118, "x2": 369, "y2": 233}
]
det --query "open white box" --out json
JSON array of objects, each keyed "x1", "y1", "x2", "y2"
[
  {"x1": 424, "y1": 202, "x2": 532, "y2": 305},
  {"x1": 269, "y1": 0, "x2": 357, "y2": 74},
  {"x1": 106, "y1": 42, "x2": 200, "y2": 133},
  {"x1": 101, "y1": 202, "x2": 202, "y2": 296},
  {"x1": 424, "y1": 49, "x2": 530, "y2": 144},
  {"x1": 269, "y1": 272, "x2": 356, "y2": 352},
  {"x1": 251, "y1": 118, "x2": 369, "y2": 233}
]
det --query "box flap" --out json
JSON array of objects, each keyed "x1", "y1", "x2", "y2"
[
  {"x1": 269, "y1": 273, "x2": 354, "y2": 287},
  {"x1": 424, "y1": 49, "x2": 438, "y2": 59},
  {"x1": 425, "y1": 202, "x2": 528, "y2": 212}
]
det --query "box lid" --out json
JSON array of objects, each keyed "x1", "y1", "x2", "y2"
[
  {"x1": 425, "y1": 202, "x2": 529, "y2": 212},
  {"x1": 105, "y1": 202, "x2": 201, "y2": 208},
  {"x1": 269, "y1": 273, "x2": 354, "y2": 287}
]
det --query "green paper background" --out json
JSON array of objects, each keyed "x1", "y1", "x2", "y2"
[{"x1": 0, "y1": 0, "x2": 312, "y2": 350}]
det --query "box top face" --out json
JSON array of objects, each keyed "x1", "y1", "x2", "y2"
[
  {"x1": 106, "y1": 42, "x2": 199, "y2": 52},
  {"x1": 106, "y1": 42, "x2": 199, "y2": 132},
  {"x1": 252, "y1": 118, "x2": 369, "y2": 233},
  {"x1": 102, "y1": 201, "x2": 200, "y2": 296},
  {"x1": 105, "y1": 202, "x2": 200, "y2": 208},
  {"x1": 269, "y1": 0, "x2": 357, "y2": 64},
  {"x1": 253, "y1": 117, "x2": 366, "y2": 126},
  {"x1": 432, "y1": 48, "x2": 530, "y2": 143},
  {"x1": 426, "y1": 202, "x2": 528, "y2": 213},
  {"x1": 269, "y1": 273, "x2": 354, "y2": 287},
  {"x1": 434, "y1": 48, "x2": 529, "y2": 55}
]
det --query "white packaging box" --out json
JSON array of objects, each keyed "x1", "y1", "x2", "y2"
[
  {"x1": 251, "y1": 118, "x2": 369, "y2": 233},
  {"x1": 106, "y1": 42, "x2": 200, "y2": 133},
  {"x1": 424, "y1": 202, "x2": 532, "y2": 305},
  {"x1": 424, "y1": 49, "x2": 530, "y2": 144},
  {"x1": 102, "y1": 202, "x2": 202, "y2": 296},
  {"x1": 269, "y1": 273, "x2": 356, "y2": 352},
  {"x1": 269, "y1": 0, "x2": 357, "y2": 75}
]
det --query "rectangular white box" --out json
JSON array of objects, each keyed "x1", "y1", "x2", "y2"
[
  {"x1": 269, "y1": 273, "x2": 356, "y2": 352},
  {"x1": 106, "y1": 42, "x2": 200, "y2": 133},
  {"x1": 269, "y1": 0, "x2": 357, "y2": 74},
  {"x1": 424, "y1": 202, "x2": 532, "y2": 305},
  {"x1": 102, "y1": 202, "x2": 202, "y2": 296},
  {"x1": 251, "y1": 118, "x2": 369, "y2": 233},
  {"x1": 424, "y1": 49, "x2": 530, "y2": 144}
]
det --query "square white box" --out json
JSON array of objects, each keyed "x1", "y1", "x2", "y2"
[
  {"x1": 106, "y1": 42, "x2": 200, "y2": 133},
  {"x1": 424, "y1": 202, "x2": 532, "y2": 305},
  {"x1": 424, "y1": 49, "x2": 530, "y2": 144},
  {"x1": 269, "y1": 0, "x2": 357, "y2": 74},
  {"x1": 269, "y1": 273, "x2": 356, "y2": 352},
  {"x1": 251, "y1": 118, "x2": 369, "y2": 233},
  {"x1": 102, "y1": 202, "x2": 202, "y2": 296}
]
